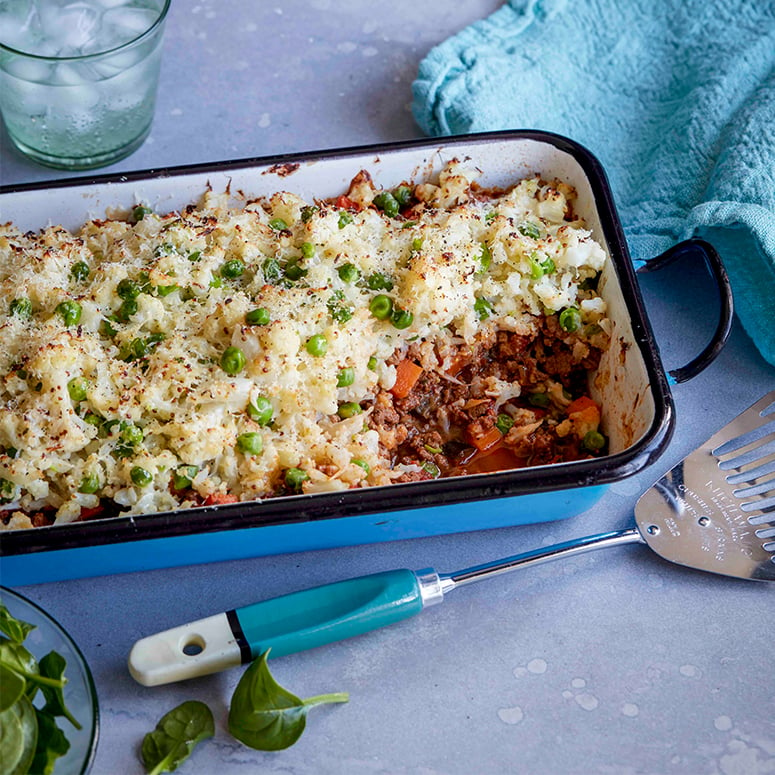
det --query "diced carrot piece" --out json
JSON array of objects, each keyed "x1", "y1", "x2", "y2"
[
  {"x1": 390, "y1": 359, "x2": 423, "y2": 399},
  {"x1": 467, "y1": 425, "x2": 503, "y2": 453},
  {"x1": 566, "y1": 395, "x2": 598, "y2": 415},
  {"x1": 335, "y1": 195, "x2": 360, "y2": 211},
  {"x1": 203, "y1": 493, "x2": 239, "y2": 506}
]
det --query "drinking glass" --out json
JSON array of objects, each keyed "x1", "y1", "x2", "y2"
[{"x1": 0, "y1": 0, "x2": 170, "y2": 170}]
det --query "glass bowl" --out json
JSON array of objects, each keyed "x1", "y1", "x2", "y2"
[{"x1": 0, "y1": 586, "x2": 99, "y2": 774}]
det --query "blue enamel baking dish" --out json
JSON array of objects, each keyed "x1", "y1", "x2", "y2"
[{"x1": 0, "y1": 130, "x2": 732, "y2": 585}]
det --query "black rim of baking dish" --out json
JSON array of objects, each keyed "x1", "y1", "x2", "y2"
[{"x1": 0, "y1": 129, "x2": 677, "y2": 554}]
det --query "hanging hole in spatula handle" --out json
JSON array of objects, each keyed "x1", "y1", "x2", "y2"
[{"x1": 637, "y1": 238, "x2": 733, "y2": 384}]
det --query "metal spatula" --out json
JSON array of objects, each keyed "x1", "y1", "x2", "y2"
[{"x1": 129, "y1": 391, "x2": 775, "y2": 687}]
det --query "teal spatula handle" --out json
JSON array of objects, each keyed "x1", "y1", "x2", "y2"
[{"x1": 129, "y1": 568, "x2": 440, "y2": 686}]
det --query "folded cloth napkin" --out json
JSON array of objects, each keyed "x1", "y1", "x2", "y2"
[{"x1": 413, "y1": 0, "x2": 775, "y2": 367}]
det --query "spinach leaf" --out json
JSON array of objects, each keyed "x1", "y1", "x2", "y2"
[
  {"x1": 227, "y1": 650, "x2": 349, "y2": 751},
  {"x1": 0, "y1": 602, "x2": 79, "y2": 775},
  {"x1": 29, "y1": 708, "x2": 70, "y2": 775},
  {"x1": 0, "y1": 663, "x2": 25, "y2": 711},
  {"x1": 0, "y1": 694, "x2": 38, "y2": 775},
  {"x1": 141, "y1": 700, "x2": 214, "y2": 775},
  {"x1": 38, "y1": 651, "x2": 81, "y2": 730},
  {"x1": 0, "y1": 638, "x2": 39, "y2": 697},
  {"x1": 0, "y1": 605, "x2": 35, "y2": 645}
]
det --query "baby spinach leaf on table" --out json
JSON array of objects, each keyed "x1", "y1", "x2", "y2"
[
  {"x1": 0, "y1": 604, "x2": 36, "y2": 644},
  {"x1": 141, "y1": 700, "x2": 215, "y2": 775},
  {"x1": 228, "y1": 650, "x2": 349, "y2": 751},
  {"x1": 38, "y1": 651, "x2": 81, "y2": 729},
  {"x1": 29, "y1": 708, "x2": 71, "y2": 775}
]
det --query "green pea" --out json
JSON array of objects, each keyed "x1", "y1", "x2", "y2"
[
  {"x1": 130, "y1": 466, "x2": 153, "y2": 487},
  {"x1": 172, "y1": 465, "x2": 198, "y2": 490},
  {"x1": 116, "y1": 298, "x2": 137, "y2": 322},
  {"x1": 338, "y1": 402, "x2": 362, "y2": 419},
  {"x1": 132, "y1": 205, "x2": 152, "y2": 222},
  {"x1": 391, "y1": 307, "x2": 413, "y2": 330},
  {"x1": 117, "y1": 278, "x2": 141, "y2": 300},
  {"x1": 84, "y1": 412, "x2": 103, "y2": 428},
  {"x1": 284, "y1": 259, "x2": 307, "y2": 281},
  {"x1": 393, "y1": 186, "x2": 413, "y2": 208},
  {"x1": 328, "y1": 295, "x2": 353, "y2": 324},
  {"x1": 352, "y1": 458, "x2": 370, "y2": 474},
  {"x1": 153, "y1": 243, "x2": 177, "y2": 259},
  {"x1": 306, "y1": 334, "x2": 328, "y2": 357},
  {"x1": 477, "y1": 243, "x2": 492, "y2": 274},
  {"x1": 369, "y1": 294, "x2": 393, "y2": 320},
  {"x1": 0, "y1": 478, "x2": 18, "y2": 501},
  {"x1": 71, "y1": 261, "x2": 90, "y2": 282},
  {"x1": 495, "y1": 413, "x2": 515, "y2": 434},
  {"x1": 373, "y1": 191, "x2": 399, "y2": 217},
  {"x1": 56, "y1": 300, "x2": 82, "y2": 326},
  {"x1": 300, "y1": 205, "x2": 318, "y2": 223},
  {"x1": 366, "y1": 272, "x2": 393, "y2": 291},
  {"x1": 528, "y1": 391, "x2": 550, "y2": 408},
  {"x1": 269, "y1": 217, "x2": 288, "y2": 231},
  {"x1": 422, "y1": 461, "x2": 441, "y2": 478},
  {"x1": 474, "y1": 297, "x2": 493, "y2": 320},
  {"x1": 130, "y1": 337, "x2": 149, "y2": 359},
  {"x1": 527, "y1": 252, "x2": 545, "y2": 280},
  {"x1": 67, "y1": 376, "x2": 89, "y2": 402},
  {"x1": 338, "y1": 263, "x2": 360, "y2": 283},
  {"x1": 220, "y1": 259, "x2": 245, "y2": 278},
  {"x1": 221, "y1": 346, "x2": 247, "y2": 375},
  {"x1": 583, "y1": 430, "x2": 607, "y2": 452},
  {"x1": 337, "y1": 367, "x2": 355, "y2": 387},
  {"x1": 9, "y1": 298, "x2": 32, "y2": 319},
  {"x1": 245, "y1": 307, "x2": 270, "y2": 326},
  {"x1": 285, "y1": 467, "x2": 308, "y2": 492},
  {"x1": 559, "y1": 307, "x2": 581, "y2": 333},
  {"x1": 155, "y1": 284, "x2": 179, "y2": 297},
  {"x1": 236, "y1": 432, "x2": 263, "y2": 455},
  {"x1": 247, "y1": 395, "x2": 273, "y2": 425},
  {"x1": 78, "y1": 473, "x2": 100, "y2": 494},
  {"x1": 262, "y1": 257, "x2": 282, "y2": 284},
  {"x1": 121, "y1": 422, "x2": 144, "y2": 446},
  {"x1": 338, "y1": 211, "x2": 353, "y2": 229},
  {"x1": 301, "y1": 242, "x2": 315, "y2": 259},
  {"x1": 518, "y1": 221, "x2": 542, "y2": 240}
]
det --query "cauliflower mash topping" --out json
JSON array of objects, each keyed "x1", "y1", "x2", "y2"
[{"x1": 0, "y1": 161, "x2": 610, "y2": 529}]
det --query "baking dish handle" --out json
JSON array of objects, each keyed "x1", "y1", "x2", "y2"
[{"x1": 637, "y1": 238, "x2": 733, "y2": 384}]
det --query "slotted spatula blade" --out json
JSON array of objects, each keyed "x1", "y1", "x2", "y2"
[
  {"x1": 129, "y1": 392, "x2": 774, "y2": 686},
  {"x1": 635, "y1": 391, "x2": 775, "y2": 581}
]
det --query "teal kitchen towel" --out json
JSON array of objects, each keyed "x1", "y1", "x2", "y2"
[{"x1": 413, "y1": 0, "x2": 775, "y2": 367}]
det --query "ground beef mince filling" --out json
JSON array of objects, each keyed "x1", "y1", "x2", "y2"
[{"x1": 367, "y1": 314, "x2": 606, "y2": 483}]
